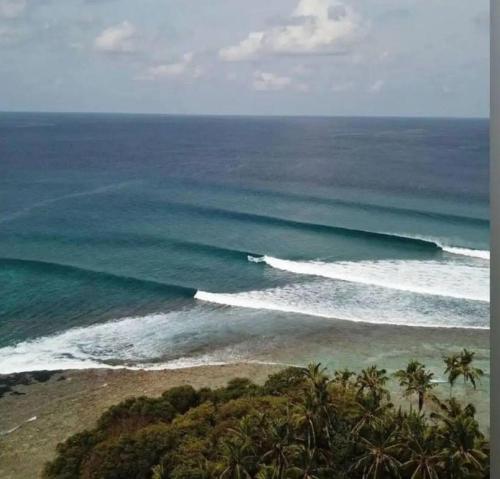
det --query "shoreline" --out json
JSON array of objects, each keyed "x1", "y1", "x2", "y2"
[
  {"x1": 0, "y1": 363, "x2": 284, "y2": 479},
  {"x1": 0, "y1": 315, "x2": 489, "y2": 376},
  {"x1": 0, "y1": 318, "x2": 490, "y2": 478}
]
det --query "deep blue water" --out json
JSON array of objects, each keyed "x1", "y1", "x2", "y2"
[{"x1": 0, "y1": 113, "x2": 490, "y2": 372}]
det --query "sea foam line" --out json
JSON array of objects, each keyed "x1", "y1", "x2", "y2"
[
  {"x1": 194, "y1": 290, "x2": 488, "y2": 330},
  {"x1": 386, "y1": 234, "x2": 490, "y2": 260},
  {"x1": 247, "y1": 256, "x2": 489, "y2": 302},
  {"x1": 440, "y1": 246, "x2": 490, "y2": 260}
]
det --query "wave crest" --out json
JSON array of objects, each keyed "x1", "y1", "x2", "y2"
[{"x1": 249, "y1": 256, "x2": 489, "y2": 302}]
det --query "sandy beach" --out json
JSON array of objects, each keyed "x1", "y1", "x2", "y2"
[{"x1": 0, "y1": 363, "x2": 283, "y2": 479}]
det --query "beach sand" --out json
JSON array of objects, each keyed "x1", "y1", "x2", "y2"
[{"x1": 0, "y1": 363, "x2": 283, "y2": 479}]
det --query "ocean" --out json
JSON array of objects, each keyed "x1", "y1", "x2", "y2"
[{"x1": 0, "y1": 113, "x2": 490, "y2": 374}]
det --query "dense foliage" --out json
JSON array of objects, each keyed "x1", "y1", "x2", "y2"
[{"x1": 44, "y1": 351, "x2": 488, "y2": 479}]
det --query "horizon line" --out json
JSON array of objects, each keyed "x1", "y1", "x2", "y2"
[{"x1": 0, "y1": 109, "x2": 489, "y2": 121}]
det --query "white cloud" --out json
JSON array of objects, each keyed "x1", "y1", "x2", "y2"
[
  {"x1": 219, "y1": 0, "x2": 363, "y2": 61},
  {"x1": 0, "y1": 24, "x2": 20, "y2": 44},
  {"x1": 0, "y1": 0, "x2": 26, "y2": 19},
  {"x1": 252, "y1": 70, "x2": 309, "y2": 92},
  {"x1": 94, "y1": 21, "x2": 137, "y2": 53},
  {"x1": 253, "y1": 71, "x2": 292, "y2": 91},
  {"x1": 369, "y1": 79, "x2": 385, "y2": 93},
  {"x1": 331, "y1": 81, "x2": 353, "y2": 92},
  {"x1": 143, "y1": 53, "x2": 202, "y2": 80}
]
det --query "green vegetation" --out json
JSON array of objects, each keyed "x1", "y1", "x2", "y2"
[{"x1": 43, "y1": 352, "x2": 489, "y2": 479}]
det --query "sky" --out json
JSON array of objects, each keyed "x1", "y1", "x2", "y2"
[{"x1": 0, "y1": 0, "x2": 490, "y2": 117}]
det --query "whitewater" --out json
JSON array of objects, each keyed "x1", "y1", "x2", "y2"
[{"x1": 247, "y1": 255, "x2": 489, "y2": 302}]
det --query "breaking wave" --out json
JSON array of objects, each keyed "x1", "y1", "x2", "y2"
[
  {"x1": 247, "y1": 256, "x2": 489, "y2": 302},
  {"x1": 195, "y1": 279, "x2": 489, "y2": 330}
]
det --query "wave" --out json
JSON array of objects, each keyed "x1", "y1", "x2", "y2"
[
  {"x1": 9, "y1": 232, "x2": 256, "y2": 263},
  {"x1": 0, "y1": 309, "x2": 209, "y2": 374},
  {"x1": 195, "y1": 280, "x2": 489, "y2": 330},
  {"x1": 169, "y1": 203, "x2": 444, "y2": 251},
  {"x1": 168, "y1": 202, "x2": 490, "y2": 257},
  {"x1": 0, "y1": 181, "x2": 138, "y2": 224},
  {"x1": 176, "y1": 178, "x2": 489, "y2": 227},
  {"x1": 0, "y1": 257, "x2": 196, "y2": 297},
  {"x1": 0, "y1": 306, "x2": 283, "y2": 374},
  {"x1": 247, "y1": 256, "x2": 489, "y2": 302},
  {"x1": 440, "y1": 246, "x2": 490, "y2": 260},
  {"x1": 385, "y1": 234, "x2": 490, "y2": 260}
]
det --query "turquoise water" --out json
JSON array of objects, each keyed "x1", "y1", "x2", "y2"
[{"x1": 0, "y1": 113, "x2": 489, "y2": 372}]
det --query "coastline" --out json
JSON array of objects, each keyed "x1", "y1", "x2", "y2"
[
  {"x1": 0, "y1": 318, "x2": 491, "y2": 479},
  {"x1": 0, "y1": 363, "x2": 284, "y2": 479}
]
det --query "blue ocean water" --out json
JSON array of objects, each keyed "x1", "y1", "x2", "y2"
[{"x1": 0, "y1": 113, "x2": 489, "y2": 372}]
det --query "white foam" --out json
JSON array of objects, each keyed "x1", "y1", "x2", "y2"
[
  {"x1": 441, "y1": 246, "x2": 490, "y2": 260},
  {"x1": 195, "y1": 279, "x2": 489, "y2": 330},
  {"x1": 247, "y1": 255, "x2": 265, "y2": 263},
  {"x1": 252, "y1": 256, "x2": 489, "y2": 302},
  {"x1": 0, "y1": 311, "x2": 192, "y2": 374},
  {"x1": 0, "y1": 305, "x2": 288, "y2": 374},
  {"x1": 380, "y1": 232, "x2": 490, "y2": 260}
]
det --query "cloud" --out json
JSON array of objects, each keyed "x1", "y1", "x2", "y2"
[
  {"x1": 0, "y1": 24, "x2": 20, "y2": 44},
  {"x1": 0, "y1": 0, "x2": 26, "y2": 19},
  {"x1": 94, "y1": 21, "x2": 137, "y2": 53},
  {"x1": 143, "y1": 53, "x2": 202, "y2": 80},
  {"x1": 369, "y1": 79, "x2": 385, "y2": 93},
  {"x1": 219, "y1": 0, "x2": 363, "y2": 61},
  {"x1": 331, "y1": 81, "x2": 353, "y2": 92},
  {"x1": 252, "y1": 70, "x2": 308, "y2": 92},
  {"x1": 253, "y1": 71, "x2": 292, "y2": 91}
]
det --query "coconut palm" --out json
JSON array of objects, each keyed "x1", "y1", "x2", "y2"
[
  {"x1": 300, "y1": 363, "x2": 329, "y2": 391},
  {"x1": 255, "y1": 464, "x2": 279, "y2": 479},
  {"x1": 402, "y1": 436, "x2": 442, "y2": 479},
  {"x1": 220, "y1": 437, "x2": 255, "y2": 479},
  {"x1": 443, "y1": 353, "x2": 461, "y2": 397},
  {"x1": 299, "y1": 363, "x2": 336, "y2": 447},
  {"x1": 351, "y1": 397, "x2": 393, "y2": 435},
  {"x1": 286, "y1": 443, "x2": 331, "y2": 479},
  {"x1": 437, "y1": 413, "x2": 488, "y2": 478},
  {"x1": 400, "y1": 414, "x2": 443, "y2": 479},
  {"x1": 457, "y1": 349, "x2": 484, "y2": 390},
  {"x1": 350, "y1": 422, "x2": 402, "y2": 479},
  {"x1": 430, "y1": 397, "x2": 476, "y2": 422},
  {"x1": 356, "y1": 366, "x2": 390, "y2": 405},
  {"x1": 333, "y1": 368, "x2": 356, "y2": 390},
  {"x1": 394, "y1": 360, "x2": 435, "y2": 411},
  {"x1": 260, "y1": 415, "x2": 296, "y2": 478}
]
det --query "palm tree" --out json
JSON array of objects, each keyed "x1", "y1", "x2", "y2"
[
  {"x1": 400, "y1": 413, "x2": 443, "y2": 479},
  {"x1": 220, "y1": 437, "x2": 255, "y2": 479},
  {"x1": 299, "y1": 363, "x2": 336, "y2": 447},
  {"x1": 350, "y1": 422, "x2": 402, "y2": 479},
  {"x1": 300, "y1": 363, "x2": 329, "y2": 390},
  {"x1": 443, "y1": 353, "x2": 461, "y2": 397},
  {"x1": 457, "y1": 349, "x2": 484, "y2": 390},
  {"x1": 444, "y1": 350, "x2": 484, "y2": 397},
  {"x1": 260, "y1": 416, "x2": 296, "y2": 479},
  {"x1": 437, "y1": 413, "x2": 488, "y2": 477},
  {"x1": 394, "y1": 360, "x2": 435, "y2": 411},
  {"x1": 333, "y1": 368, "x2": 356, "y2": 390},
  {"x1": 255, "y1": 465, "x2": 279, "y2": 479},
  {"x1": 430, "y1": 397, "x2": 476, "y2": 422},
  {"x1": 351, "y1": 397, "x2": 393, "y2": 435},
  {"x1": 356, "y1": 366, "x2": 390, "y2": 405},
  {"x1": 286, "y1": 443, "x2": 331, "y2": 479}
]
